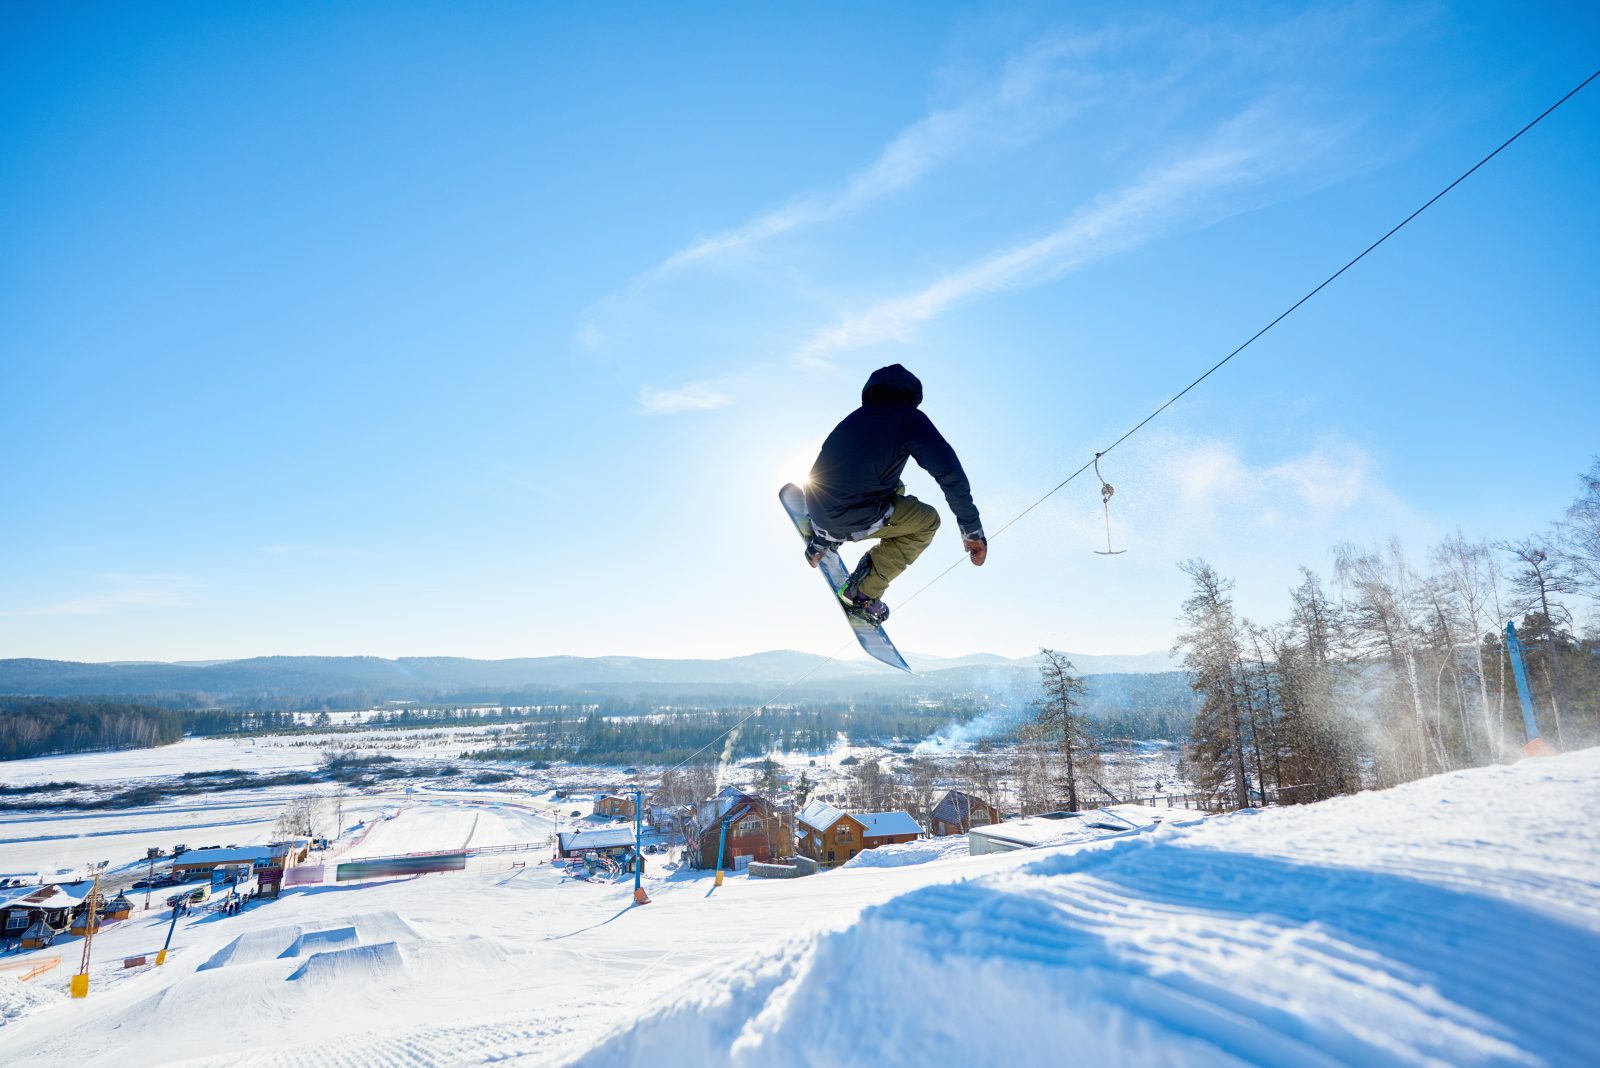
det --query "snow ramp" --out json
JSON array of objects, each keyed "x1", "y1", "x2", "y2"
[
  {"x1": 199, "y1": 910, "x2": 422, "y2": 971},
  {"x1": 577, "y1": 749, "x2": 1600, "y2": 1067},
  {"x1": 286, "y1": 941, "x2": 404, "y2": 983}
]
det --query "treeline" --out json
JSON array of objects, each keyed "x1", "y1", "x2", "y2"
[
  {"x1": 0, "y1": 699, "x2": 315, "y2": 762},
  {"x1": 1176, "y1": 459, "x2": 1600, "y2": 808},
  {"x1": 0, "y1": 697, "x2": 187, "y2": 761},
  {"x1": 466, "y1": 699, "x2": 984, "y2": 766}
]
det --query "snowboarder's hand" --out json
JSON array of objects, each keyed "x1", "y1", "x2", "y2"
[
  {"x1": 805, "y1": 533, "x2": 837, "y2": 567},
  {"x1": 964, "y1": 536, "x2": 987, "y2": 566}
]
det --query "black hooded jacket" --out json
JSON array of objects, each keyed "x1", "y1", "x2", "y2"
[{"x1": 804, "y1": 365, "x2": 982, "y2": 539}]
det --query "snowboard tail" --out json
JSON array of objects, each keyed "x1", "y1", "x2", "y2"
[{"x1": 779, "y1": 483, "x2": 911, "y2": 674}]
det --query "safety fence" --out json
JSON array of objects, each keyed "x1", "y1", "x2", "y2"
[{"x1": 0, "y1": 954, "x2": 60, "y2": 982}]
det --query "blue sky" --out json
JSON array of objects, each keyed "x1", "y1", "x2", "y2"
[{"x1": 2, "y1": 2, "x2": 1597, "y2": 664}]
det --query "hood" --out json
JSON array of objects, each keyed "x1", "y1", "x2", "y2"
[{"x1": 860, "y1": 364, "x2": 923, "y2": 407}]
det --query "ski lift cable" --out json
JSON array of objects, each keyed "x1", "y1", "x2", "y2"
[
  {"x1": 665, "y1": 66, "x2": 1598, "y2": 784},
  {"x1": 891, "y1": 65, "x2": 1600, "y2": 613}
]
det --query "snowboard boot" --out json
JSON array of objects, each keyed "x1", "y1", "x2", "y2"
[{"x1": 837, "y1": 555, "x2": 890, "y2": 624}]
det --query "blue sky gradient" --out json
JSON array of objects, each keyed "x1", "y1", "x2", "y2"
[{"x1": 3, "y1": 2, "x2": 1597, "y2": 662}]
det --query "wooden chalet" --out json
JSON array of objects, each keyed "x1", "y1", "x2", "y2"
[
  {"x1": 795, "y1": 802, "x2": 923, "y2": 867},
  {"x1": 594, "y1": 794, "x2": 637, "y2": 819},
  {"x1": 795, "y1": 800, "x2": 867, "y2": 868},
  {"x1": 929, "y1": 789, "x2": 1001, "y2": 837},
  {"x1": 684, "y1": 790, "x2": 792, "y2": 870},
  {"x1": 0, "y1": 881, "x2": 93, "y2": 948}
]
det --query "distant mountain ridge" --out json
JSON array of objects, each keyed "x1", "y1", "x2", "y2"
[{"x1": 0, "y1": 649, "x2": 1178, "y2": 705}]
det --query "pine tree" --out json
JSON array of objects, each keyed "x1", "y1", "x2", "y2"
[
  {"x1": 1174, "y1": 559, "x2": 1251, "y2": 810},
  {"x1": 1035, "y1": 649, "x2": 1095, "y2": 811}
]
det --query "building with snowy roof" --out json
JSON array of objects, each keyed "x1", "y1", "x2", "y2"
[
  {"x1": 795, "y1": 800, "x2": 864, "y2": 868},
  {"x1": 594, "y1": 794, "x2": 637, "y2": 819},
  {"x1": 684, "y1": 790, "x2": 792, "y2": 871},
  {"x1": 557, "y1": 825, "x2": 637, "y2": 861},
  {"x1": 857, "y1": 810, "x2": 923, "y2": 845},
  {"x1": 795, "y1": 802, "x2": 921, "y2": 868},
  {"x1": 0, "y1": 880, "x2": 94, "y2": 946},
  {"x1": 928, "y1": 790, "x2": 1001, "y2": 837},
  {"x1": 168, "y1": 839, "x2": 311, "y2": 879}
]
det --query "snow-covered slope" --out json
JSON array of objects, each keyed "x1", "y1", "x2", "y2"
[
  {"x1": 1, "y1": 751, "x2": 1596, "y2": 1067},
  {"x1": 580, "y1": 751, "x2": 1600, "y2": 1067}
]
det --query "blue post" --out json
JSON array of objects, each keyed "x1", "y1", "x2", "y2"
[
  {"x1": 713, "y1": 817, "x2": 729, "y2": 888},
  {"x1": 631, "y1": 787, "x2": 648, "y2": 904},
  {"x1": 156, "y1": 904, "x2": 180, "y2": 965},
  {"x1": 1506, "y1": 621, "x2": 1542, "y2": 745}
]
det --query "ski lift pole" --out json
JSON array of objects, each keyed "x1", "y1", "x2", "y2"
[
  {"x1": 631, "y1": 786, "x2": 649, "y2": 905},
  {"x1": 156, "y1": 902, "x2": 181, "y2": 966},
  {"x1": 1505, "y1": 622, "x2": 1553, "y2": 756},
  {"x1": 71, "y1": 862, "x2": 106, "y2": 998}
]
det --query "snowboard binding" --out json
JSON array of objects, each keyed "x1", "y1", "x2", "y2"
[{"x1": 836, "y1": 556, "x2": 890, "y2": 623}]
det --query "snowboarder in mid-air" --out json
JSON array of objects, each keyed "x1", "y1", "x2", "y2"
[{"x1": 802, "y1": 364, "x2": 986, "y2": 623}]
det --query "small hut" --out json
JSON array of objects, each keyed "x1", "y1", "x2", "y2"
[
  {"x1": 104, "y1": 893, "x2": 134, "y2": 921},
  {"x1": 20, "y1": 917, "x2": 55, "y2": 950}
]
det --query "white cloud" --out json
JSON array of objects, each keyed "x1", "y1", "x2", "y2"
[
  {"x1": 793, "y1": 135, "x2": 1274, "y2": 368},
  {"x1": 638, "y1": 380, "x2": 734, "y2": 414},
  {"x1": 1165, "y1": 438, "x2": 1400, "y2": 532},
  {"x1": 657, "y1": 34, "x2": 1104, "y2": 272}
]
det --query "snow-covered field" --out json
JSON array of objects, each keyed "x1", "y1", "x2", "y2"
[
  {"x1": 0, "y1": 792, "x2": 297, "y2": 877},
  {"x1": 0, "y1": 736, "x2": 327, "y2": 785},
  {"x1": 0, "y1": 749, "x2": 1595, "y2": 1066}
]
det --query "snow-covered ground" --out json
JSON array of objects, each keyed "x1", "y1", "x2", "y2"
[
  {"x1": 338, "y1": 800, "x2": 556, "y2": 860},
  {"x1": 0, "y1": 736, "x2": 326, "y2": 786},
  {"x1": 0, "y1": 792, "x2": 298, "y2": 877},
  {"x1": 0, "y1": 749, "x2": 1595, "y2": 1066}
]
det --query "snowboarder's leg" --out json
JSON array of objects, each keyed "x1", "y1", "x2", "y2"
[{"x1": 855, "y1": 494, "x2": 940, "y2": 599}]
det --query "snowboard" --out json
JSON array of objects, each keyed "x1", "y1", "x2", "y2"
[{"x1": 779, "y1": 483, "x2": 911, "y2": 673}]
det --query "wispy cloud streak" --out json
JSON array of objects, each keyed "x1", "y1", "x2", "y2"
[
  {"x1": 638, "y1": 380, "x2": 734, "y2": 414},
  {"x1": 793, "y1": 112, "x2": 1304, "y2": 367},
  {"x1": 657, "y1": 36, "x2": 1103, "y2": 272}
]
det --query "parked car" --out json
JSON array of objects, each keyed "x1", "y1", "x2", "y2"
[{"x1": 570, "y1": 810, "x2": 581, "y2": 817}]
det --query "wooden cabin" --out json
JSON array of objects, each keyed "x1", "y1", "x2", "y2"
[
  {"x1": 594, "y1": 794, "x2": 637, "y2": 819},
  {"x1": 0, "y1": 881, "x2": 93, "y2": 948},
  {"x1": 685, "y1": 791, "x2": 792, "y2": 870},
  {"x1": 929, "y1": 790, "x2": 1001, "y2": 837},
  {"x1": 104, "y1": 893, "x2": 134, "y2": 921},
  {"x1": 795, "y1": 801, "x2": 868, "y2": 868},
  {"x1": 20, "y1": 917, "x2": 55, "y2": 950},
  {"x1": 797, "y1": 803, "x2": 923, "y2": 866}
]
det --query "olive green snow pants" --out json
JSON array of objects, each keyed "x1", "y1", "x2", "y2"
[{"x1": 855, "y1": 493, "x2": 940, "y2": 599}]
